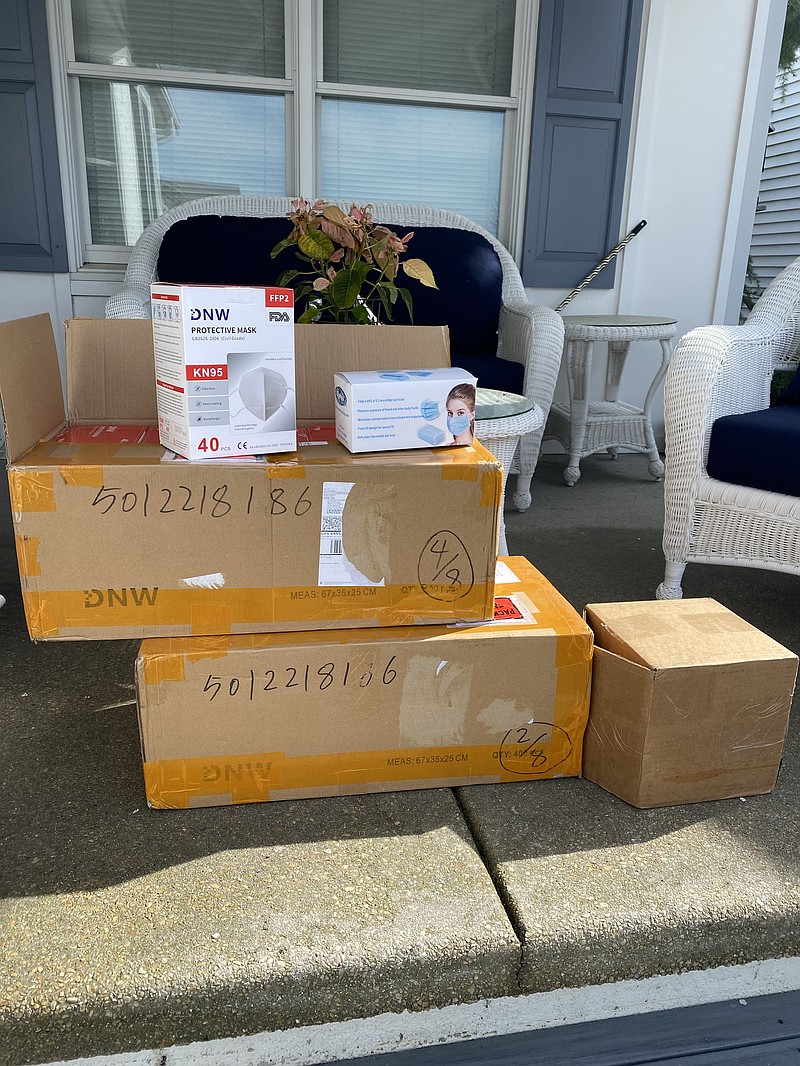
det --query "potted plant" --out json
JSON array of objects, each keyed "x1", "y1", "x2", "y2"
[{"x1": 271, "y1": 199, "x2": 437, "y2": 324}]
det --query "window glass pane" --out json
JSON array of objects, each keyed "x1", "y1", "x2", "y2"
[
  {"x1": 323, "y1": 0, "x2": 515, "y2": 96},
  {"x1": 72, "y1": 0, "x2": 285, "y2": 79},
  {"x1": 321, "y1": 99, "x2": 503, "y2": 233},
  {"x1": 80, "y1": 80, "x2": 285, "y2": 245}
]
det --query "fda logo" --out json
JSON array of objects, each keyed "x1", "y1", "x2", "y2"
[
  {"x1": 269, "y1": 311, "x2": 291, "y2": 322},
  {"x1": 335, "y1": 386, "x2": 347, "y2": 406}
]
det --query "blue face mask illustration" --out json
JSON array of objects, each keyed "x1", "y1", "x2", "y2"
[{"x1": 447, "y1": 413, "x2": 471, "y2": 436}]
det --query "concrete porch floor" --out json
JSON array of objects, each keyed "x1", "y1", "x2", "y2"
[{"x1": 1, "y1": 451, "x2": 799, "y2": 1066}]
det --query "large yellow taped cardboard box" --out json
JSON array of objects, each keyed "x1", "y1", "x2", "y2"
[
  {"x1": 0, "y1": 315, "x2": 501, "y2": 640},
  {"x1": 582, "y1": 598, "x2": 799, "y2": 808},
  {"x1": 135, "y1": 557, "x2": 593, "y2": 808}
]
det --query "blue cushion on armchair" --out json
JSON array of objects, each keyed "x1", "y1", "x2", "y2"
[
  {"x1": 373, "y1": 227, "x2": 502, "y2": 356},
  {"x1": 457, "y1": 354, "x2": 524, "y2": 393},
  {"x1": 157, "y1": 216, "x2": 303, "y2": 287},
  {"x1": 778, "y1": 361, "x2": 800, "y2": 403},
  {"x1": 706, "y1": 404, "x2": 800, "y2": 496},
  {"x1": 156, "y1": 215, "x2": 503, "y2": 360}
]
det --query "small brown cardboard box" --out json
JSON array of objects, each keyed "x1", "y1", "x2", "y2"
[
  {"x1": 582, "y1": 598, "x2": 799, "y2": 808},
  {"x1": 135, "y1": 557, "x2": 593, "y2": 808},
  {"x1": 0, "y1": 315, "x2": 502, "y2": 641}
]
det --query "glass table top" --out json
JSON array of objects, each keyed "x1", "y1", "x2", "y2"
[
  {"x1": 475, "y1": 388, "x2": 534, "y2": 420},
  {"x1": 561, "y1": 314, "x2": 677, "y2": 327}
]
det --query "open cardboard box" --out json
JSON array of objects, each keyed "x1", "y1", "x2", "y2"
[
  {"x1": 0, "y1": 315, "x2": 502, "y2": 641},
  {"x1": 136, "y1": 557, "x2": 593, "y2": 808},
  {"x1": 582, "y1": 597, "x2": 799, "y2": 807}
]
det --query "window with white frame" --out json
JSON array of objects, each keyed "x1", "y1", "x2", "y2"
[{"x1": 60, "y1": 0, "x2": 534, "y2": 264}]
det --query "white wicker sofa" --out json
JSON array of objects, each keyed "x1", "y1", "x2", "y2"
[
  {"x1": 657, "y1": 255, "x2": 800, "y2": 599},
  {"x1": 105, "y1": 196, "x2": 564, "y2": 510}
]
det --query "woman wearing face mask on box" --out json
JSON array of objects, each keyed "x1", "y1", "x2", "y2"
[{"x1": 446, "y1": 383, "x2": 476, "y2": 445}]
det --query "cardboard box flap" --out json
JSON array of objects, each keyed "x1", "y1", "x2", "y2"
[
  {"x1": 0, "y1": 314, "x2": 66, "y2": 463},
  {"x1": 67, "y1": 319, "x2": 157, "y2": 424},
  {"x1": 65, "y1": 319, "x2": 450, "y2": 425},
  {"x1": 585, "y1": 598, "x2": 798, "y2": 670},
  {"x1": 296, "y1": 324, "x2": 450, "y2": 421}
]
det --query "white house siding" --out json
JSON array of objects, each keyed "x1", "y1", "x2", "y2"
[{"x1": 749, "y1": 68, "x2": 800, "y2": 292}]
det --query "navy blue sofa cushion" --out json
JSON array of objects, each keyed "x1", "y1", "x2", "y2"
[
  {"x1": 156, "y1": 215, "x2": 505, "y2": 374},
  {"x1": 457, "y1": 354, "x2": 524, "y2": 394},
  {"x1": 706, "y1": 404, "x2": 800, "y2": 496},
  {"x1": 779, "y1": 361, "x2": 800, "y2": 403}
]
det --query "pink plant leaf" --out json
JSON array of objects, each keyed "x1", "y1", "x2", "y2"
[
  {"x1": 320, "y1": 218, "x2": 357, "y2": 249},
  {"x1": 322, "y1": 204, "x2": 350, "y2": 227},
  {"x1": 313, "y1": 277, "x2": 330, "y2": 290}
]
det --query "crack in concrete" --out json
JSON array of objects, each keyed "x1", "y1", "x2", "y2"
[{"x1": 450, "y1": 789, "x2": 526, "y2": 994}]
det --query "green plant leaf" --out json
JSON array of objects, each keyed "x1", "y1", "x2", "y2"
[
  {"x1": 292, "y1": 281, "x2": 316, "y2": 299},
  {"x1": 378, "y1": 281, "x2": 398, "y2": 303},
  {"x1": 270, "y1": 236, "x2": 296, "y2": 258},
  {"x1": 330, "y1": 261, "x2": 370, "y2": 308},
  {"x1": 398, "y1": 286, "x2": 414, "y2": 322},
  {"x1": 376, "y1": 282, "x2": 398, "y2": 321},
  {"x1": 298, "y1": 229, "x2": 335, "y2": 260},
  {"x1": 402, "y1": 258, "x2": 438, "y2": 289},
  {"x1": 350, "y1": 303, "x2": 372, "y2": 324},
  {"x1": 297, "y1": 305, "x2": 322, "y2": 324},
  {"x1": 376, "y1": 288, "x2": 392, "y2": 321},
  {"x1": 275, "y1": 269, "x2": 302, "y2": 286}
]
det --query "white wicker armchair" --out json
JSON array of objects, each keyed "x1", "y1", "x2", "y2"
[
  {"x1": 105, "y1": 196, "x2": 564, "y2": 510},
  {"x1": 657, "y1": 256, "x2": 800, "y2": 599}
]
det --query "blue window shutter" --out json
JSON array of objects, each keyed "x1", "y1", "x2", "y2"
[
  {"x1": 522, "y1": 0, "x2": 644, "y2": 289},
  {"x1": 0, "y1": 0, "x2": 68, "y2": 273}
]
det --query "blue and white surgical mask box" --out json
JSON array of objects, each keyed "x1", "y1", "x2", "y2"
[
  {"x1": 333, "y1": 368, "x2": 478, "y2": 453},
  {"x1": 150, "y1": 284, "x2": 296, "y2": 460}
]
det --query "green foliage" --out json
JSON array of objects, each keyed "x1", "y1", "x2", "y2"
[
  {"x1": 271, "y1": 199, "x2": 437, "y2": 324},
  {"x1": 741, "y1": 255, "x2": 763, "y2": 318},
  {"x1": 780, "y1": 0, "x2": 800, "y2": 74}
]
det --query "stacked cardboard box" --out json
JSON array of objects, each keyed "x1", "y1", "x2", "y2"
[
  {"x1": 0, "y1": 317, "x2": 499, "y2": 639},
  {"x1": 0, "y1": 311, "x2": 595, "y2": 809},
  {"x1": 136, "y1": 556, "x2": 593, "y2": 807}
]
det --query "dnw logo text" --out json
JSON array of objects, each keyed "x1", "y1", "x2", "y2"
[{"x1": 84, "y1": 587, "x2": 160, "y2": 608}]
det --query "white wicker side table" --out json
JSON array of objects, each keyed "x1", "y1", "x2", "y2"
[
  {"x1": 475, "y1": 389, "x2": 544, "y2": 554},
  {"x1": 547, "y1": 314, "x2": 677, "y2": 486}
]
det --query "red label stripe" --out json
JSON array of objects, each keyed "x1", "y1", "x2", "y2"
[
  {"x1": 186, "y1": 364, "x2": 228, "y2": 381},
  {"x1": 157, "y1": 379, "x2": 185, "y2": 394},
  {"x1": 264, "y1": 288, "x2": 295, "y2": 308}
]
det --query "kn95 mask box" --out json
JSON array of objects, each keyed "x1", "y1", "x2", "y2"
[
  {"x1": 151, "y1": 283, "x2": 296, "y2": 459},
  {"x1": 334, "y1": 367, "x2": 478, "y2": 453}
]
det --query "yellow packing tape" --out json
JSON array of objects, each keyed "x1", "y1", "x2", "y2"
[
  {"x1": 22, "y1": 581, "x2": 495, "y2": 638},
  {"x1": 59, "y1": 466, "x2": 106, "y2": 488},
  {"x1": 9, "y1": 471, "x2": 56, "y2": 512},
  {"x1": 141, "y1": 653, "x2": 186, "y2": 686},
  {"x1": 143, "y1": 736, "x2": 582, "y2": 809},
  {"x1": 15, "y1": 535, "x2": 41, "y2": 577}
]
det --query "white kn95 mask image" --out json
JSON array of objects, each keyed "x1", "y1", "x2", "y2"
[
  {"x1": 228, "y1": 354, "x2": 295, "y2": 432},
  {"x1": 236, "y1": 365, "x2": 290, "y2": 422}
]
